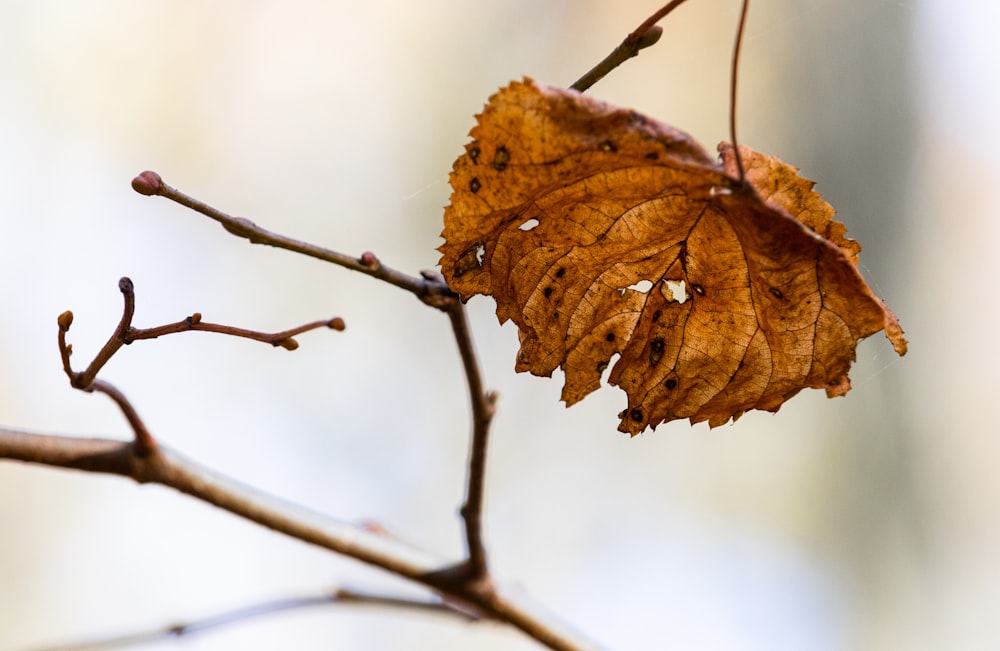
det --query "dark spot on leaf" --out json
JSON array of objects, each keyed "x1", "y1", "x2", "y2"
[
  {"x1": 468, "y1": 146, "x2": 480, "y2": 163},
  {"x1": 690, "y1": 283, "x2": 705, "y2": 296},
  {"x1": 555, "y1": 267, "x2": 565, "y2": 278},
  {"x1": 644, "y1": 152, "x2": 659, "y2": 160},
  {"x1": 469, "y1": 178, "x2": 481, "y2": 193},
  {"x1": 664, "y1": 378, "x2": 677, "y2": 390},
  {"x1": 597, "y1": 360, "x2": 608, "y2": 373},
  {"x1": 599, "y1": 140, "x2": 617, "y2": 153},
  {"x1": 629, "y1": 409, "x2": 643, "y2": 422},
  {"x1": 652, "y1": 310, "x2": 661, "y2": 323},
  {"x1": 543, "y1": 286, "x2": 553, "y2": 298},
  {"x1": 493, "y1": 146, "x2": 510, "y2": 171},
  {"x1": 606, "y1": 333, "x2": 616, "y2": 342},
  {"x1": 649, "y1": 337, "x2": 664, "y2": 366},
  {"x1": 769, "y1": 287, "x2": 784, "y2": 299}
]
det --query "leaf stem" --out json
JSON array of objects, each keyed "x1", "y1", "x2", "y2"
[{"x1": 729, "y1": 0, "x2": 751, "y2": 184}]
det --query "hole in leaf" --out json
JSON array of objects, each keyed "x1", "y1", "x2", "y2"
[
  {"x1": 518, "y1": 218, "x2": 540, "y2": 231},
  {"x1": 625, "y1": 279, "x2": 654, "y2": 293},
  {"x1": 710, "y1": 185, "x2": 732, "y2": 196},
  {"x1": 661, "y1": 279, "x2": 688, "y2": 304},
  {"x1": 454, "y1": 243, "x2": 486, "y2": 277}
]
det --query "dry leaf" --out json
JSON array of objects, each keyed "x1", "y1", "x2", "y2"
[{"x1": 439, "y1": 78, "x2": 906, "y2": 434}]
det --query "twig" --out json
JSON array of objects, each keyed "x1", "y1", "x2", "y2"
[
  {"x1": 126, "y1": 313, "x2": 345, "y2": 351},
  {"x1": 445, "y1": 293, "x2": 498, "y2": 580},
  {"x1": 0, "y1": 428, "x2": 600, "y2": 651},
  {"x1": 20, "y1": 588, "x2": 479, "y2": 651},
  {"x1": 131, "y1": 171, "x2": 455, "y2": 311},
  {"x1": 59, "y1": 278, "x2": 341, "y2": 390},
  {"x1": 55, "y1": 278, "x2": 342, "y2": 454},
  {"x1": 570, "y1": 0, "x2": 697, "y2": 92},
  {"x1": 728, "y1": 0, "x2": 751, "y2": 183},
  {"x1": 86, "y1": 379, "x2": 157, "y2": 455}
]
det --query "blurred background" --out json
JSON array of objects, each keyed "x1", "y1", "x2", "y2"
[{"x1": 0, "y1": 1, "x2": 995, "y2": 649}]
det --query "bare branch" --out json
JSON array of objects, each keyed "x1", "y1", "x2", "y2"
[
  {"x1": 131, "y1": 171, "x2": 456, "y2": 311},
  {"x1": 86, "y1": 379, "x2": 157, "y2": 454},
  {"x1": 126, "y1": 313, "x2": 345, "y2": 351},
  {"x1": 21, "y1": 588, "x2": 479, "y2": 651},
  {"x1": 570, "y1": 0, "x2": 698, "y2": 92},
  {"x1": 446, "y1": 298, "x2": 498, "y2": 580},
  {"x1": 0, "y1": 428, "x2": 601, "y2": 651}
]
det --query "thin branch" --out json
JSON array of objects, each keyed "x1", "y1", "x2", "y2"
[
  {"x1": 126, "y1": 313, "x2": 345, "y2": 351},
  {"x1": 728, "y1": 0, "x2": 751, "y2": 184},
  {"x1": 0, "y1": 428, "x2": 600, "y2": 651},
  {"x1": 131, "y1": 171, "x2": 456, "y2": 311},
  {"x1": 445, "y1": 294, "x2": 498, "y2": 580},
  {"x1": 570, "y1": 0, "x2": 697, "y2": 92},
  {"x1": 22, "y1": 588, "x2": 479, "y2": 651},
  {"x1": 86, "y1": 379, "x2": 157, "y2": 455}
]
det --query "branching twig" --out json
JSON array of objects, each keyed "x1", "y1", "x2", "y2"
[
  {"x1": 59, "y1": 277, "x2": 342, "y2": 390},
  {"x1": 21, "y1": 588, "x2": 479, "y2": 651},
  {"x1": 133, "y1": 173, "x2": 498, "y2": 584},
  {"x1": 55, "y1": 277, "x2": 343, "y2": 454}
]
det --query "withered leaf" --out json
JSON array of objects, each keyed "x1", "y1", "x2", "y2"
[{"x1": 439, "y1": 78, "x2": 906, "y2": 434}]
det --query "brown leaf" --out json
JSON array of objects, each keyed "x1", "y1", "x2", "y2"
[{"x1": 439, "y1": 78, "x2": 906, "y2": 434}]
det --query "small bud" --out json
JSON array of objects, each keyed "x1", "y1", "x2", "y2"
[
  {"x1": 186, "y1": 312, "x2": 202, "y2": 325},
  {"x1": 131, "y1": 170, "x2": 163, "y2": 196},
  {"x1": 329, "y1": 317, "x2": 346, "y2": 331},
  {"x1": 118, "y1": 277, "x2": 134, "y2": 293},
  {"x1": 57, "y1": 310, "x2": 74, "y2": 330},
  {"x1": 360, "y1": 251, "x2": 378, "y2": 267},
  {"x1": 637, "y1": 25, "x2": 663, "y2": 50}
]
